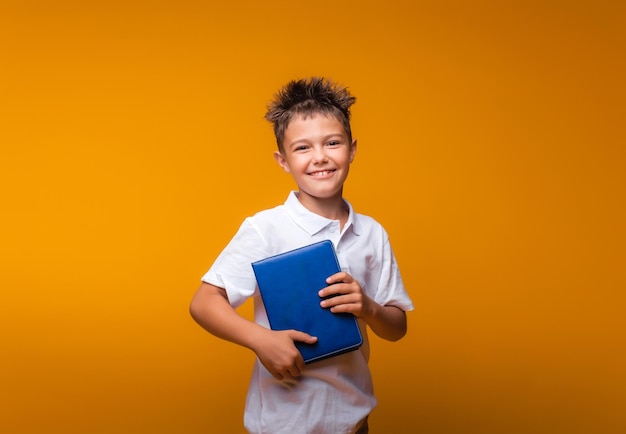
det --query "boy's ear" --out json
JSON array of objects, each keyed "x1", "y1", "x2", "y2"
[
  {"x1": 274, "y1": 151, "x2": 291, "y2": 173},
  {"x1": 349, "y1": 139, "x2": 357, "y2": 163}
]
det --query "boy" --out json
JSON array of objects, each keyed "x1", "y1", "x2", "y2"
[{"x1": 190, "y1": 77, "x2": 413, "y2": 434}]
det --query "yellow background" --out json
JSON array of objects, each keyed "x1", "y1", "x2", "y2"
[{"x1": 1, "y1": 1, "x2": 624, "y2": 433}]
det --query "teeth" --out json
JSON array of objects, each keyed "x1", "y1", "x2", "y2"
[{"x1": 310, "y1": 170, "x2": 333, "y2": 176}]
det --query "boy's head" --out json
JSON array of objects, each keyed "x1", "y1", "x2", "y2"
[{"x1": 265, "y1": 77, "x2": 356, "y2": 152}]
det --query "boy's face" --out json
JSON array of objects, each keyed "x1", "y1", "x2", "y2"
[{"x1": 274, "y1": 113, "x2": 356, "y2": 204}]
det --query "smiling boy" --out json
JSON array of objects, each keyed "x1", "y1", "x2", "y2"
[{"x1": 190, "y1": 77, "x2": 413, "y2": 434}]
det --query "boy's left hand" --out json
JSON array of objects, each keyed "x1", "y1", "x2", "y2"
[{"x1": 318, "y1": 271, "x2": 373, "y2": 318}]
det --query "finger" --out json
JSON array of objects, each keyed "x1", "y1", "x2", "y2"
[
  {"x1": 322, "y1": 295, "x2": 348, "y2": 309},
  {"x1": 319, "y1": 283, "x2": 343, "y2": 298},
  {"x1": 325, "y1": 271, "x2": 351, "y2": 285},
  {"x1": 295, "y1": 356, "x2": 305, "y2": 374},
  {"x1": 290, "y1": 330, "x2": 318, "y2": 344},
  {"x1": 287, "y1": 364, "x2": 301, "y2": 378},
  {"x1": 320, "y1": 290, "x2": 356, "y2": 308}
]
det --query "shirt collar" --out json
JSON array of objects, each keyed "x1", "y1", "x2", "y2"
[{"x1": 284, "y1": 191, "x2": 361, "y2": 236}]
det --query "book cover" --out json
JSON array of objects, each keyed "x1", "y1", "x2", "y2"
[{"x1": 251, "y1": 240, "x2": 363, "y2": 364}]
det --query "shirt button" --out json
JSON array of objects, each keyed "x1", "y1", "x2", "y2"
[{"x1": 329, "y1": 226, "x2": 336, "y2": 233}]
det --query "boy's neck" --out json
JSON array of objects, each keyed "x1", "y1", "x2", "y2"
[{"x1": 295, "y1": 191, "x2": 349, "y2": 228}]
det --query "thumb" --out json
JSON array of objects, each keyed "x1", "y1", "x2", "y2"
[{"x1": 289, "y1": 330, "x2": 318, "y2": 344}]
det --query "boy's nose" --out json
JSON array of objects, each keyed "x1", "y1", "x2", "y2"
[{"x1": 312, "y1": 147, "x2": 328, "y2": 163}]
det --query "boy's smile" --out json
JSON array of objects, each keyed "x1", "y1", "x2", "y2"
[
  {"x1": 309, "y1": 169, "x2": 334, "y2": 177},
  {"x1": 274, "y1": 113, "x2": 356, "y2": 215}
]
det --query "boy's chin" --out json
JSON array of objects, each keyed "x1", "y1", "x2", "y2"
[{"x1": 297, "y1": 188, "x2": 343, "y2": 200}]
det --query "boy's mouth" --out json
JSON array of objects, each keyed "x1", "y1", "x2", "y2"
[{"x1": 308, "y1": 169, "x2": 336, "y2": 177}]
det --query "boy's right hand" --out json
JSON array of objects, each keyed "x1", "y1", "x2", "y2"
[{"x1": 252, "y1": 329, "x2": 317, "y2": 381}]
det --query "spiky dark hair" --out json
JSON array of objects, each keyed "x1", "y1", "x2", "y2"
[{"x1": 265, "y1": 77, "x2": 356, "y2": 151}]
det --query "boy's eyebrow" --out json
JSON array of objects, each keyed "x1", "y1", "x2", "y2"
[{"x1": 287, "y1": 133, "x2": 346, "y2": 149}]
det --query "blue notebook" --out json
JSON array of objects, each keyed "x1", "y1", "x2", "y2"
[{"x1": 251, "y1": 240, "x2": 363, "y2": 364}]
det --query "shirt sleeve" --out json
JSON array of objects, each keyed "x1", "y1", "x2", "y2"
[
  {"x1": 201, "y1": 218, "x2": 269, "y2": 309},
  {"x1": 374, "y1": 237, "x2": 414, "y2": 312}
]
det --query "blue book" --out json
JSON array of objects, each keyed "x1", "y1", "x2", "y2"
[{"x1": 251, "y1": 240, "x2": 363, "y2": 364}]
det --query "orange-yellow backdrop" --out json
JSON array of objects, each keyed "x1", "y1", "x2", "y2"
[{"x1": 1, "y1": 1, "x2": 624, "y2": 433}]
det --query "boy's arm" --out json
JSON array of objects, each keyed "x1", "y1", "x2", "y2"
[
  {"x1": 319, "y1": 272, "x2": 407, "y2": 342},
  {"x1": 189, "y1": 282, "x2": 317, "y2": 380}
]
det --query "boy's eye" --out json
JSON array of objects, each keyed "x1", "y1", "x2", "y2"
[{"x1": 327, "y1": 140, "x2": 340, "y2": 146}]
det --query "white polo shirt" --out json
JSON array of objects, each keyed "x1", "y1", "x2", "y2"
[{"x1": 202, "y1": 191, "x2": 413, "y2": 434}]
